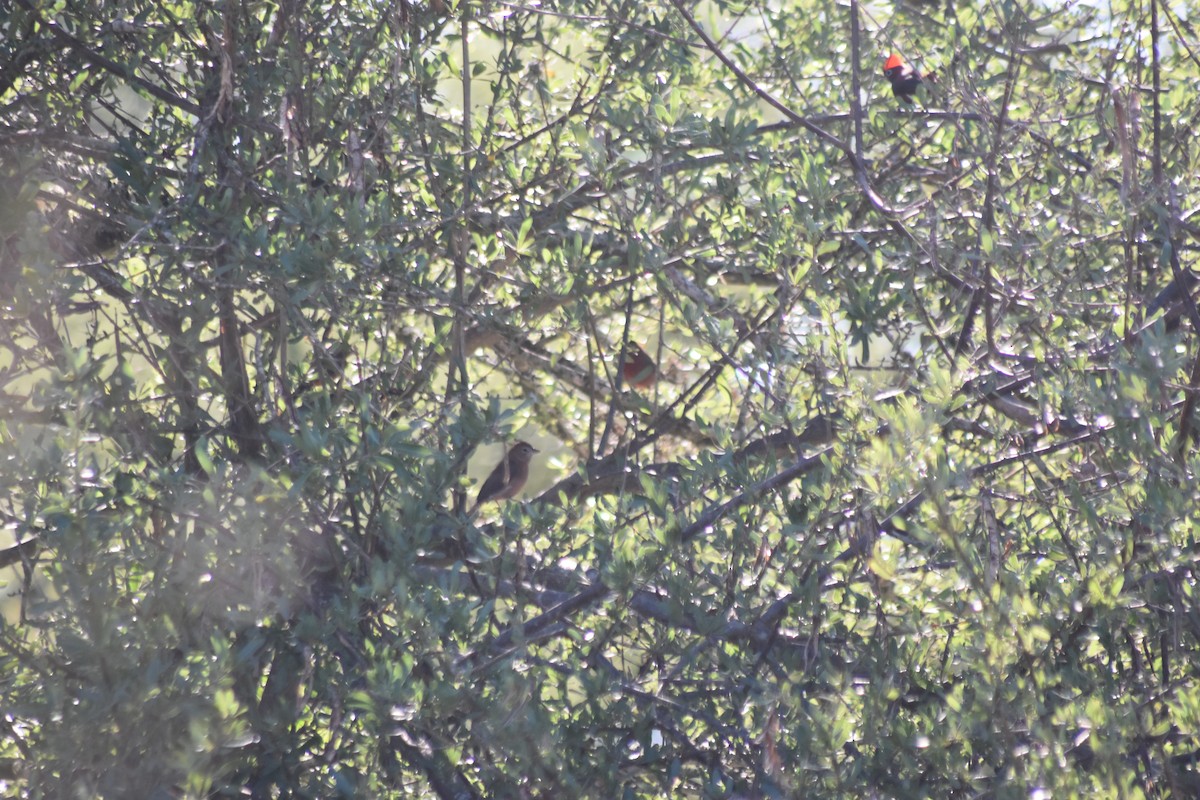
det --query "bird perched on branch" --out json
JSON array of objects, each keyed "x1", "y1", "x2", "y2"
[
  {"x1": 471, "y1": 441, "x2": 539, "y2": 513},
  {"x1": 1147, "y1": 270, "x2": 1200, "y2": 330},
  {"x1": 619, "y1": 342, "x2": 657, "y2": 390},
  {"x1": 883, "y1": 53, "x2": 929, "y2": 104}
]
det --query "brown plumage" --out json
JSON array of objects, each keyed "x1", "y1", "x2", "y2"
[
  {"x1": 471, "y1": 441, "x2": 539, "y2": 513},
  {"x1": 620, "y1": 342, "x2": 657, "y2": 389}
]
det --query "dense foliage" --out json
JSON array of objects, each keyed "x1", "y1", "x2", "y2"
[{"x1": 4, "y1": 0, "x2": 1200, "y2": 796}]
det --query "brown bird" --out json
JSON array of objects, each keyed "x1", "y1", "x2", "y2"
[
  {"x1": 620, "y1": 342, "x2": 658, "y2": 389},
  {"x1": 471, "y1": 441, "x2": 539, "y2": 513}
]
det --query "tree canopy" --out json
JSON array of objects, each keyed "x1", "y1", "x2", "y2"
[{"x1": 4, "y1": 0, "x2": 1200, "y2": 796}]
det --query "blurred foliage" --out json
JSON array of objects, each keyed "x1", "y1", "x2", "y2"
[{"x1": 3, "y1": 0, "x2": 1200, "y2": 796}]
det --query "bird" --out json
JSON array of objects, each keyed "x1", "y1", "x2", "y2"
[
  {"x1": 309, "y1": 341, "x2": 353, "y2": 387},
  {"x1": 470, "y1": 441, "x2": 539, "y2": 513},
  {"x1": 619, "y1": 342, "x2": 658, "y2": 389},
  {"x1": 883, "y1": 53, "x2": 925, "y2": 104},
  {"x1": 1147, "y1": 270, "x2": 1200, "y2": 330}
]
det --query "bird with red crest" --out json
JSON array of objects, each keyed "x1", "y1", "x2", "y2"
[{"x1": 883, "y1": 53, "x2": 931, "y2": 104}]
